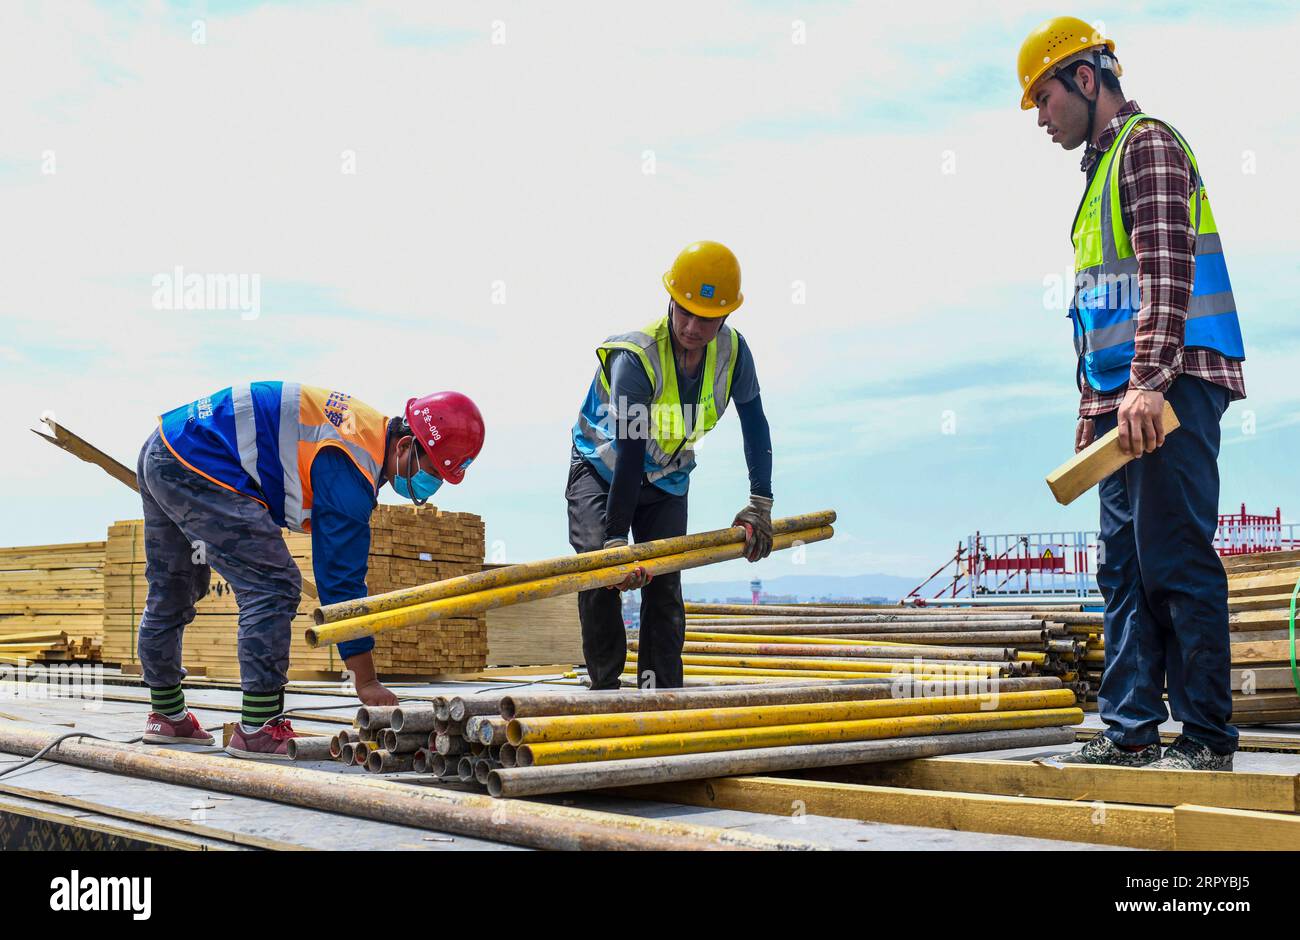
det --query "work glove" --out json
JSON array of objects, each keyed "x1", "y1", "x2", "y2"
[
  {"x1": 603, "y1": 537, "x2": 653, "y2": 591},
  {"x1": 733, "y1": 495, "x2": 774, "y2": 562}
]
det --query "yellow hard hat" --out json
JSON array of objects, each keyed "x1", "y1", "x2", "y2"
[
  {"x1": 662, "y1": 241, "x2": 743, "y2": 318},
  {"x1": 1017, "y1": 16, "x2": 1119, "y2": 110}
]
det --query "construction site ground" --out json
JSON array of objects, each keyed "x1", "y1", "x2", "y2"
[{"x1": 3, "y1": 671, "x2": 1298, "y2": 851}]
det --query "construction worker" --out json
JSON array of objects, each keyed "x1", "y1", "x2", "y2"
[
  {"x1": 134, "y1": 383, "x2": 484, "y2": 759},
  {"x1": 1019, "y1": 18, "x2": 1246, "y2": 770},
  {"x1": 569, "y1": 241, "x2": 774, "y2": 690}
]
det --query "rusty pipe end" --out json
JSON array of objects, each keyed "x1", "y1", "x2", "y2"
[
  {"x1": 505, "y1": 720, "x2": 523, "y2": 747},
  {"x1": 516, "y1": 745, "x2": 534, "y2": 768},
  {"x1": 474, "y1": 759, "x2": 492, "y2": 785},
  {"x1": 499, "y1": 697, "x2": 517, "y2": 721},
  {"x1": 456, "y1": 757, "x2": 474, "y2": 782},
  {"x1": 303, "y1": 626, "x2": 320, "y2": 648},
  {"x1": 486, "y1": 770, "x2": 504, "y2": 798},
  {"x1": 499, "y1": 743, "x2": 517, "y2": 768},
  {"x1": 366, "y1": 750, "x2": 384, "y2": 773}
]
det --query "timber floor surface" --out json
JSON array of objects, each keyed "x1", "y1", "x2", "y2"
[{"x1": 8, "y1": 680, "x2": 1297, "y2": 850}]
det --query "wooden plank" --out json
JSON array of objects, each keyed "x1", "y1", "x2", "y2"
[
  {"x1": 0, "y1": 783, "x2": 298, "y2": 851},
  {"x1": 810, "y1": 757, "x2": 1299, "y2": 812},
  {"x1": 614, "y1": 776, "x2": 1176, "y2": 849},
  {"x1": 1046, "y1": 401, "x2": 1178, "y2": 506},
  {"x1": 1173, "y1": 805, "x2": 1300, "y2": 850},
  {"x1": 0, "y1": 794, "x2": 226, "y2": 851},
  {"x1": 1230, "y1": 639, "x2": 1298, "y2": 664}
]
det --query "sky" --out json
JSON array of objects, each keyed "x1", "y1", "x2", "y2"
[{"x1": 2, "y1": 0, "x2": 1298, "y2": 590}]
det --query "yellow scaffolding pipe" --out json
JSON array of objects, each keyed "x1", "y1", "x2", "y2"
[
  {"x1": 308, "y1": 525, "x2": 832, "y2": 647},
  {"x1": 672, "y1": 653, "x2": 1005, "y2": 676},
  {"x1": 516, "y1": 707, "x2": 1085, "y2": 766},
  {"x1": 508, "y1": 688, "x2": 1078, "y2": 745},
  {"x1": 622, "y1": 666, "x2": 992, "y2": 681},
  {"x1": 315, "y1": 510, "x2": 836, "y2": 624}
]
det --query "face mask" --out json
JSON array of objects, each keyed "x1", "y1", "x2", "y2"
[
  {"x1": 392, "y1": 469, "x2": 443, "y2": 503},
  {"x1": 392, "y1": 443, "x2": 444, "y2": 504}
]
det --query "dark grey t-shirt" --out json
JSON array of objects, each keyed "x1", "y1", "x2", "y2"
[{"x1": 607, "y1": 334, "x2": 760, "y2": 435}]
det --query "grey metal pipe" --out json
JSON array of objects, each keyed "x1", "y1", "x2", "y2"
[
  {"x1": 356, "y1": 705, "x2": 400, "y2": 731},
  {"x1": 367, "y1": 750, "x2": 416, "y2": 774},
  {"x1": 391, "y1": 706, "x2": 437, "y2": 734},
  {"x1": 285, "y1": 736, "x2": 335, "y2": 761}
]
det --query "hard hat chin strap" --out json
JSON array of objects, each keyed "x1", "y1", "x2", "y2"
[{"x1": 1056, "y1": 50, "x2": 1117, "y2": 146}]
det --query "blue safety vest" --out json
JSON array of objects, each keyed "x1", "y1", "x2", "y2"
[
  {"x1": 158, "y1": 382, "x2": 388, "y2": 532},
  {"x1": 1070, "y1": 113, "x2": 1245, "y2": 393}
]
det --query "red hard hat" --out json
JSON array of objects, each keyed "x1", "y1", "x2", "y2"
[{"x1": 403, "y1": 391, "x2": 485, "y2": 485}]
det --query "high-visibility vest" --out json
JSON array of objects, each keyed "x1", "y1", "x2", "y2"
[
  {"x1": 158, "y1": 382, "x2": 388, "y2": 533},
  {"x1": 572, "y1": 315, "x2": 740, "y2": 494},
  {"x1": 1070, "y1": 113, "x2": 1245, "y2": 393}
]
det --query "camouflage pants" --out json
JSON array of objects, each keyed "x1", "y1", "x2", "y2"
[{"x1": 136, "y1": 429, "x2": 301, "y2": 692}]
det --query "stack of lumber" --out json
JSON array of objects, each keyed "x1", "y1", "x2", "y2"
[
  {"x1": 0, "y1": 541, "x2": 105, "y2": 661},
  {"x1": 311, "y1": 680, "x2": 1081, "y2": 798},
  {"x1": 1223, "y1": 549, "x2": 1300, "y2": 724},
  {"x1": 102, "y1": 504, "x2": 486, "y2": 678},
  {"x1": 483, "y1": 565, "x2": 582, "y2": 666},
  {"x1": 366, "y1": 505, "x2": 486, "y2": 674}
]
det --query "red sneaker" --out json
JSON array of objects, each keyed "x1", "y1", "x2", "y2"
[
  {"x1": 225, "y1": 717, "x2": 297, "y2": 761},
  {"x1": 143, "y1": 710, "x2": 215, "y2": 746}
]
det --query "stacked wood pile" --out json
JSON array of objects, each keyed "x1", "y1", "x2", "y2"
[
  {"x1": 483, "y1": 567, "x2": 582, "y2": 666},
  {"x1": 1223, "y1": 548, "x2": 1300, "y2": 724},
  {"x1": 0, "y1": 542, "x2": 105, "y2": 662},
  {"x1": 102, "y1": 504, "x2": 487, "y2": 678}
]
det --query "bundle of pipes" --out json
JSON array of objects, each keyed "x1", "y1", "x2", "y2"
[
  {"x1": 293, "y1": 696, "x2": 520, "y2": 786},
  {"x1": 293, "y1": 680, "x2": 1081, "y2": 801},
  {"x1": 306, "y1": 511, "x2": 836, "y2": 649},
  {"x1": 646, "y1": 602, "x2": 1104, "y2": 693},
  {"x1": 486, "y1": 677, "x2": 1081, "y2": 797}
]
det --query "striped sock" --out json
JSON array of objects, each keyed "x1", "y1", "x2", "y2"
[
  {"x1": 242, "y1": 689, "x2": 284, "y2": 730},
  {"x1": 149, "y1": 683, "x2": 186, "y2": 719}
]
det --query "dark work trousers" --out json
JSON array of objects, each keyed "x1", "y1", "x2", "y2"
[
  {"x1": 136, "y1": 429, "x2": 302, "y2": 693},
  {"x1": 565, "y1": 452, "x2": 688, "y2": 690},
  {"x1": 1093, "y1": 375, "x2": 1237, "y2": 754}
]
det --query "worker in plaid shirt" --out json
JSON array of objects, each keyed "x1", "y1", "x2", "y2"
[{"x1": 1018, "y1": 18, "x2": 1247, "y2": 771}]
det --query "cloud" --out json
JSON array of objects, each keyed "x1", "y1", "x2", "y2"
[{"x1": 2, "y1": 0, "x2": 1297, "y2": 578}]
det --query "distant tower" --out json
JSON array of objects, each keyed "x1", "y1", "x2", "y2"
[{"x1": 750, "y1": 579, "x2": 762, "y2": 605}]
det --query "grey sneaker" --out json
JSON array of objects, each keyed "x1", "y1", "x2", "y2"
[
  {"x1": 1056, "y1": 734, "x2": 1161, "y2": 766},
  {"x1": 1145, "y1": 735, "x2": 1233, "y2": 771}
]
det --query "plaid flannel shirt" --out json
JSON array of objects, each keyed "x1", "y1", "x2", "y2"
[{"x1": 1076, "y1": 100, "x2": 1246, "y2": 418}]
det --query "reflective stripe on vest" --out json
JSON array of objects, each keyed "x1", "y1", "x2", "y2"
[
  {"x1": 159, "y1": 382, "x2": 387, "y2": 533},
  {"x1": 1070, "y1": 113, "x2": 1245, "y2": 393},
  {"x1": 572, "y1": 315, "x2": 739, "y2": 485}
]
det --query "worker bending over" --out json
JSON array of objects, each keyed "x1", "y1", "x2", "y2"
[
  {"x1": 1019, "y1": 18, "x2": 1246, "y2": 769},
  {"x1": 136, "y1": 383, "x2": 484, "y2": 759},
  {"x1": 569, "y1": 240, "x2": 774, "y2": 690}
]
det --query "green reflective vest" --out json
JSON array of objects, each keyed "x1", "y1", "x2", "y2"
[{"x1": 1070, "y1": 112, "x2": 1244, "y2": 392}]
